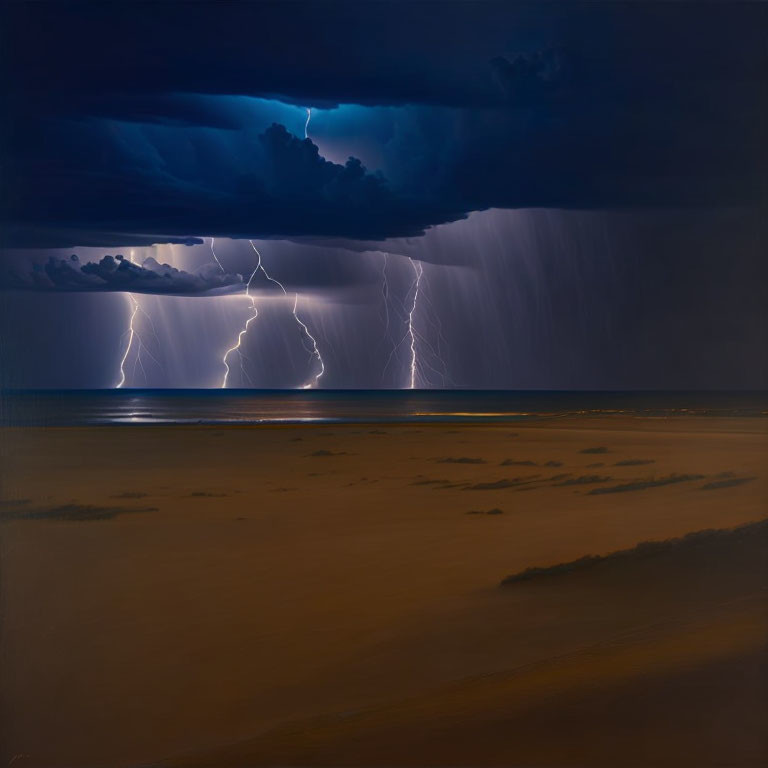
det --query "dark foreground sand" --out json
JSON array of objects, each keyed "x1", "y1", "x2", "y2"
[{"x1": 1, "y1": 417, "x2": 766, "y2": 767}]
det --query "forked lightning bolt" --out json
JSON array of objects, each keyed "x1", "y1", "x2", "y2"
[
  {"x1": 116, "y1": 250, "x2": 162, "y2": 388},
  {"x1": 221, "y1": 265, "x2": 259, "y2": 388},
  {"x1": 248, "y1": 241, "x2": 325, "y2": 389},
  {"x1": 116, "y1": 294, "x2": 140, "y2": 388},
  {"x1": 380, "y1": 252, "x2": 391, "y2": 342},
  {"x1": 217, "y1": 239, "x2": 325, "y2": 388},
  {"x1": 300, "y1": 110, "x2": 324, "y2": 383},
  {"x1": 209, "y1": 237, "x2": 225, "y2": 272},
  {"x1": 212, "y1": 237, "x2": 256, "y2": 388},
  {"x1": 380, "y1": 256, "x2": 423, "y2": 388},
  {"x1": 407, "y1": 258, "x2": 423, "y2": 389},
  {"x1": 380, "y1": 255, "x2": 452, "y2": 389},
  {"x1": 293, "y1": 294, "x2": 325, "y2": 388}
]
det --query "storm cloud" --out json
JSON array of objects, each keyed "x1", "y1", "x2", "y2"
[
  {"x1": 0, "y1": 2, "x2": 765, "y2": 248},
  {"x1": 1, "y1": 254, "x2": 244, "y2": 296}
]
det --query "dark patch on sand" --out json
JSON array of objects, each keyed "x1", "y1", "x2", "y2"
[
  {"x1": 308, "y1": 450, "x2": 350, "y2": 457},
  {"x1": 412, "y1": 474, "x2": 471, "y2": 490},
  {"x1": 588, "y1": 473, "x2": 704, "y2": 495},
  {"x1": 580, "y1": 446, "x2": 609, "y2": 454},
  {"x1": 347, "y1": 477, "x2": 378, "y2": 487},
  {"x1": 700, "y1": 477, "x2": 756, "y2": 491},
  {"x1": 554, "y1": 475, "x2": 612, "y2": 487},
  {"x1": 437, "y1": 457, "x2": 487, "y2": 465},
  {"x1": 2, "y1": 503, "x2": 156, "y2": 522},
  {"x1": 189, "y1": 491, "x2": 228, "y2": 498},
  {"x1": 501, "y1": 518, "x2": 768, "y2": 586},
  {"x1": 544, "y1": 460, "x2": 563, "y2": 467},
  {"x1": 369, "y1": 430, "x2": 387, "y2": 435},
  {"x1": 467, "y1": 508, "x2": 504, "y2": 515},
  {"x1": 614, "y1": 459, "x2": 655, "y2": 466},
  {"x1": 500, "y1": 459, "x2": 537, "y2": 466},
  {"x1": 463, "y1": 476, "x2": 539, "y2": 491}
]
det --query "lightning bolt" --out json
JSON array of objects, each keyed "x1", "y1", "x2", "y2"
[
  {"x1": 248, "y1": 241, "x2": 325, "y2": 389},
  {"x1": 407, "y1": 259, "x2": 455, "y2": 388},
  {"x1": 379, "y1": 256, "x2": 451, "y2": 389},
  {"x1": 220, "y1": 112, "x2": 325, "y2": 389},
  {"x1": 380, "y1": 252, "x2": 391, "y2": 343},
  {"x1": 116, "y1": 294, "x2": 140, "y2": 388},
  {"x1": 215, "y1": 237, "x2": 259, "y2": 388},
  {"x1": 221, "y1": 265, "x2": 259, "y2": 389},
  {"x1": 209, "y1": 237, "x2": 226, "y2": 273},
  {"x1": 407, "y1": 258, "x2": 423, "y2": 389},
  {"x1": 116, "y1": 250, "x2": 162, "y2": 388},
  {"x1": 293, "y1": 294, "x2": 325, "y2": 388},
  {"x1": 218, "y1": 240, "x2": 325, "y2": 388}
]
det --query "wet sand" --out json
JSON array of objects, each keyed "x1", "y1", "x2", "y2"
[{"x1": 1, "y1": 417, "x2": 766, "y2": 767}]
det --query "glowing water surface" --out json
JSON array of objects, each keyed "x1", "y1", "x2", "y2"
[{"x1": 2, "y1": 390, "x2": 766, "y2": 426}]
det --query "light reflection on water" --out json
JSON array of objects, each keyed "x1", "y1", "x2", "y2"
[{"x1": 2, "y1": 390, "x2": 766, "y2": 426}]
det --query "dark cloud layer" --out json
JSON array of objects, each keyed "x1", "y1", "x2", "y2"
[
  {"x1": 0, "y1": 1, "x2": 765, "y2": 247},
  {"x1": 2, "y1": 2, "x2": 764, "y2": 110},
  {"x1": 1, "y1": 120, "x2": 463, "y2": 248},
  {"x1": 1, "y1": 254, "x2": 243, "y2": 296}
]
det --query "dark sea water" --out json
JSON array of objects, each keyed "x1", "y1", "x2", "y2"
[{"x1": 1, "y1": 390, "x2": 766, "y2": 426}]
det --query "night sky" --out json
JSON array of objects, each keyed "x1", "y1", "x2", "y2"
[{"x1": 0, "y1": 1, "x2": 765, "y2": 389}]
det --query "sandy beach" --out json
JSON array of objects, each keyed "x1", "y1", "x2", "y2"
[{"x1": 1, "y1": 416, "x2": 766, "y2": 767}]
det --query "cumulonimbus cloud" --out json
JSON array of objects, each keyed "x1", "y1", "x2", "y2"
[
  {"x1": 0, "y1": 3, "x2": 764, "y2": 249},
  {"x1": 0, "y1": 254, "x2": 245, "y2": 296}
]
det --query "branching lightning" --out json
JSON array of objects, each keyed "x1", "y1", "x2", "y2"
[
  {"x1": 380, "y1": 255, "x2": 452, "y2": 389},
  {"x1": 407, "y1": 258, "x2": 423, "y2": 389},
  {"x1": 209, "y1": 237, "x2": 225, "y2": 272},
  {"x1": 217, "y1": 239, "x2": 325, "y2": 388},
  {"x1": 380, "y1": 252, "x2": 391, "y2": 342},
  {"x1": 248, "y1": 241, "x2": 325, "y2": 389},
  {"x1": 116, "y1": 294, "x2": 140, "y2": 388},
  {"x1": 116, "y1": 249, "x2": 162, "y2": 388},
  {"x1": 219, "y1": 109, "x2": 325, "y2": 389},
  {"x1": 221, "y1": 265, "x2": 259, "y2": 388},
  {"x1": 293, "y1": 294, "x2": 325, "y2": 388},
  {"x1": 214, "y1": 237, "x2": 258, "y2": 388}
]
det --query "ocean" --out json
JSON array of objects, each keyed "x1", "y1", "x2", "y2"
[{"x1": 1, "y1": 389, "x2": 766, "y2": 426}]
